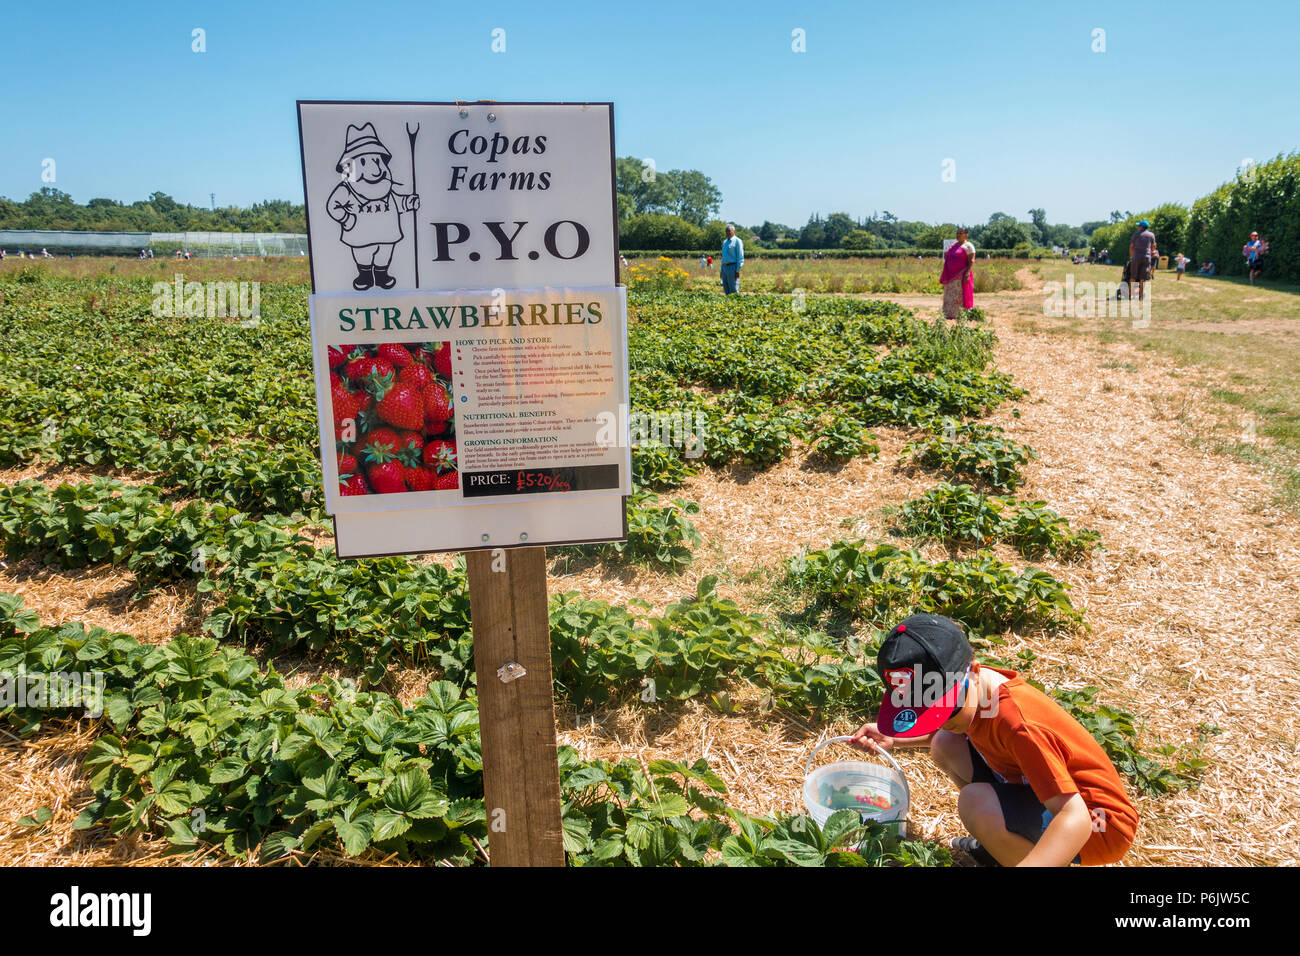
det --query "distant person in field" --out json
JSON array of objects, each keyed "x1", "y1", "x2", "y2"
[
  {"x1": 1175, "y1": 253, "x2": 1188, "y2": 279},
  {"x1": 1128, "y1": 220, "x2": 1155, "y2": 301},
  {"x1": 939, "y1": 227, "x2": 976, "y2": 319},
  {"x1": 1243, "y1": 231, "x2": 1267, "y2": 284},
  {"x1": 720, "y1": 224, "x2": 744, "y2": 294},
  {"x1": 700, "y1": 254, "x2": 707, "y2": 271}
]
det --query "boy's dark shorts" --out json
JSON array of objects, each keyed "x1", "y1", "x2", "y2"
[{"x1": 966, "y1": 741, "x2": 1082, "y2": 864}]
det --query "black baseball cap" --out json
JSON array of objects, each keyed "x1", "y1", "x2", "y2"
[{"x1": 876, "y1": 614, "x2": 973, "y2": 738}]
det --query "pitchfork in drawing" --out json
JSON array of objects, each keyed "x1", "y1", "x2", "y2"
[{"x1": 327, "y1": 122, "x2": 421, "y2": 290}]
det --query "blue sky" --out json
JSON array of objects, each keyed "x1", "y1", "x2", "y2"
[{"x1": 2, "y1": 0, "x2": 1296, "y2": 228}]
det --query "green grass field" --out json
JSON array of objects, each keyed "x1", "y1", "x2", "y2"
[{"x1": 626, "y1": 253, "x2": 1023, "y2": 295}]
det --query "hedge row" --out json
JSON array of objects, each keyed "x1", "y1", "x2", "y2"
[{"x1": 1185, "y1": 153, "x2": 1300, "y2": 282}]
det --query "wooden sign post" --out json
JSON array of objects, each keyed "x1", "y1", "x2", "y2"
[{"x1": 466, "y1": 546, "x2": 565, "y2": 866}]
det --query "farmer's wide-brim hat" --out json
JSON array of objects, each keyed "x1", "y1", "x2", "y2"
[
  {"x1": 336, "y1": 123, "x2": 392, "y2": 172},
  {"x1": 875, "y1": 614, "x2": 973, "y2": 738}
]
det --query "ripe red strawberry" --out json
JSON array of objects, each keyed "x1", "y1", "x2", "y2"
[
  {"x1": 360, "y1": 427, "x2": 402, "y2": 462},
  {"x1": 422, "y1": 439, "x2": 457, "y2": 473},
  {"x1": 338, "y1": 452, "x2": 358, "y2": 476},
  {"x1": 328, "y1": 346, "x2": 348, "y2": 369},
  {"x1": 331, "y1": 378, "x2": 366, "y2": 439},
  {"x1": 367, "y1": 459, "x2": 408, "y2": 494},
  {"x1": 346, "y1": 355, "x2": 394, "y2": 383},
  {"x1": 422, "y1": 381, "x2": 454, "y2": 432},
  {"x1": 433, "y1": 471, "x2": 459, "y2": 490},
  {"x1": 428, "y1": 341, "x2": 453, "y2": 378},
  {"x1": 375, "y1": 382, "x2": 424, "y2": 430},
  {"x1": 340, "y1": 474, "x2": 370, "y2": 495},
  {"x1": 378, "y1": 343, "x2": 414, "y2": 368},
  {"x1": 403, "y1": 464, "x2": 436, "y2": 491},
  {"x1": 398, "y1": 362, "x2": 434, "y2": 391}
]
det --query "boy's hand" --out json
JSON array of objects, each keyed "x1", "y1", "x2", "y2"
[{"x1": 848, "y1": 723, "x2": 893, "y2": 754}]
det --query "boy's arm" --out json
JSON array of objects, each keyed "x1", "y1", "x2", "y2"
[
  {"x1": 848, "y1": 722, "x2": 932, "y2": 752},
  {"x1": 1016, "y1": 792, "x2": 1092, "y2": 866}
]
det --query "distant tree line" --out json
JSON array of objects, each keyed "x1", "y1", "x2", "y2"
[
  {"x1": 0, "y1": 187, "x2": 306, "y2": 233},
  {"x1": 14, "y1": 153, "x2": 1292, "y2": 280},
  {"x1": 745, "y1": 209, "x2": 1092, "y2": 253},
  {"x1": 612, "y1": 155, "x2": 1100, "y2": 252}
]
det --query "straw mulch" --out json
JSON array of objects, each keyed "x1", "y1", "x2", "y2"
[{"x1": 3, "y1": 285, "x2": 1298, "y2": 866}]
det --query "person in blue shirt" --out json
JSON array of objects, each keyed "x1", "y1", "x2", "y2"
[
  {"x1": 720, "y1": 225, "x2": 744, "y2": 295},
  {"x1": 1242, "y1": 231, "x2": 1267, "y2": 284}
]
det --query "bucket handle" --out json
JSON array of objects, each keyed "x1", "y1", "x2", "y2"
[{"x1": 804, "y1": 735, "x2": 910, "y2": 810}]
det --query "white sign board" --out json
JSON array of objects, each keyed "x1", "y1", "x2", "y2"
[{"x1": 298, "y1": 100, "x2": 626, "y2": 556}]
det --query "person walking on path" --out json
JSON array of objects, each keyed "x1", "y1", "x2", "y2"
[
  {"x1": 720, "y1": 224, "x2": 744, "y2": 295},
  {"x1": 939, "y1": 227, "x2": 976, "y2": 319},
  {"x1": 1243, "y1": 231, "x2": 1267, "y2": 284},
  {"x1": 1128, "y1": 220, "x2": 1156, "y2": 301},
  {"x1": 1175, "y1": 253, "x2": 1188, "y2": 280}
]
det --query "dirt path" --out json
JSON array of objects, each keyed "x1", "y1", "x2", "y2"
[{"x1": 980, "y1": 314, "x2": 1300, "y2": 865}]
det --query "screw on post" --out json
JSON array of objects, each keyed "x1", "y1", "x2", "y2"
[{"x1": 497, "y1": 661, "x2": 526, "y2": 683}]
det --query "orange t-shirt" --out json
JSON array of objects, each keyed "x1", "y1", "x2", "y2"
[{"x1": 965, "y1": 667, "x2": 1138, "y2": 865}]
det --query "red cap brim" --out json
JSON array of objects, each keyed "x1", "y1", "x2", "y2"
[{"x1": 877, "y1": 679, "x2": 963, "y2": 738}]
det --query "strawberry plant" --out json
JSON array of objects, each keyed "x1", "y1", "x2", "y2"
[
  {"x1": 631, "y1": 443, "x2": 697, "y2": 490},
  {"x1": 808, "y1": 413, "x2": 881, "y2": 464},
  {"x1": 0, "y1": 595, "x2": 954, "y2": 866},
  {"x1": 893, "y1": 482, "x2": 1101, "y2": 560},
  {"x1": 786, "y1": 540, "x2": 1083, "y2": 635},
  {"x1": 559, "y1": 490, "x2": 702, "y2": 573},
  {"x1": 902, "y1": 419, "x2": 1038, "y2": 491}
]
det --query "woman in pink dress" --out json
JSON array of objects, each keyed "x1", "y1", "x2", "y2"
[{"x1": 939, "y1": 227, "x2": 976, "y2": 319}]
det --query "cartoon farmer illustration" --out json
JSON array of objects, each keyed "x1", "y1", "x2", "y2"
[{"x1": 327, "y1": 122, "x2": 421, "y2": 290}]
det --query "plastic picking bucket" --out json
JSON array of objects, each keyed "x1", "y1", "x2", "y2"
[{"x1": 803, "y1": 736, "x2": 909, "y2": 837}]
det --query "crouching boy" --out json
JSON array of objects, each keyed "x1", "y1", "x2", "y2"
[{"x1": 850, "y1": 614, "x2": 1138, "y2": 866}]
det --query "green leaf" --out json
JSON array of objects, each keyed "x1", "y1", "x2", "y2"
[
  {"x1": 372, "y1": 810, "x2": 414, "y2": 842},
  {"x1": 17, "y1": 805, "x2": 53, "y2": 827},
  {"x1": 762, "y1": 837, "x2": 827, "y2": 866},
  {"x1": 720, "y1": 835, "x2": 761, "y2": 867},
  {"x1": 332, "y1": 814, "x2": 374, "y2": 856},
  {"x1": 561, "y1": 812, "x2": 592, "y2": 854},
  {"x1": 650, "y1": 792, "x2": 690, "y2": 818},
  {"x1": 382, "y1": 769, "x2": 447, "y2": 819}
]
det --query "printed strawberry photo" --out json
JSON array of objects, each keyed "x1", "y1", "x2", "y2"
[{"x1": 328, "y1": 341, "x2": 458, "y2": 496}]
